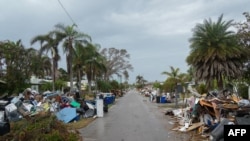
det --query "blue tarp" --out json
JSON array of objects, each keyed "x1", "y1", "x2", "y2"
[{"x1": 56, "y1": 107, "x2": 77, "y2": 123}]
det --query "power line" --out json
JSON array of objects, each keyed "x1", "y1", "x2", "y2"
[{"x1": 57, "y1": 0, "x2": 77, "y2": 26}]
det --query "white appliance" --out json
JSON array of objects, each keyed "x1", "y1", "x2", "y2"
[{"x1": 96, "y1": 99, "x2": 104, "y2": 117}]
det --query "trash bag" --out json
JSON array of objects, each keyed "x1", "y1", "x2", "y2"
[
  {"x1": 210, "y1": 118, "x2": 230, "y2": 141},
  {"x1": 76, "y1": 108, "x2": 85, "y2": 115},
  {"x1": 84, "y1": 109, "x2": 95, "y2": 118},
  {"x1": 235, "y1": 115, "x2": 250, "y2": 125},
  {"x1": 238, "y1": 99, "x2": 250, "y2": 108},
  {"x1": 81, "y1": 101, "x2": 89, "y2": 111},
  {"x1": 0, "y1": 122, "x2": 10, "y2": 136},
  {"x1": 104, "y1": 104, "x2": 108, "y2": 113}
]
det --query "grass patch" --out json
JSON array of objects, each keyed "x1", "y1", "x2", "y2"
[
  {"x1": 66, "y1": 117, "x2": 96, "y2": 130},
  {"x1": 2, "y1": 113, "x2": 82, "y2": 141}
]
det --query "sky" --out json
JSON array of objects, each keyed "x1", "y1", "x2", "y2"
[{"x1": 0, "y1": 0, "x2": 250, "y2": 84}]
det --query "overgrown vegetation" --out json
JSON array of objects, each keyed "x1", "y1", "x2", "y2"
[{"x1": 1, "y1": 113, "x2": 82, "y2": 141}]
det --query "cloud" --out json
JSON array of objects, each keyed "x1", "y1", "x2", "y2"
[{"x1": 0, "y1": 0, "x2": 250, "y2": 83}]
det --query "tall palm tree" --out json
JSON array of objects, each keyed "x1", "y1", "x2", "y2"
[
  {"x1": 73, "y1": 43, "x2": 86, "y2": 93},
  {"x1": 84, "y1": 43, "x2": 106, "y2": 94},
  {"x1": 40, "y1": 55, "x2": 52, "y2": 77},
  {"x1": 25, "y1": 48, "x2": 42, "y2": 76},
  {"x1": 31, "y1": 33, "x2": 61, "y2": 92},
  {"x1": 186, "y1": 14, "x2": 248, "y2": 90},
  {"x1": 53, "y1": 24, "x2": 91, "y2": 91}
]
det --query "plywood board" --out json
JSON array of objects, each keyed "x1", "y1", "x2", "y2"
[
  {"x1": 184, "y1": 122, "x2": 204, "y2": 132},
  {"x1": 172, "y1": 126, "x2": 181, "y2": 131}
]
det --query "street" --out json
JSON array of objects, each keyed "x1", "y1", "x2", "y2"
[{"x1": 79, "y1": 90, "x2": 190, "y2": 141}]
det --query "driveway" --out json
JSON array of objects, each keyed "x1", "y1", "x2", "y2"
[{"x1": 78, "y1": 90, "x2": 191, "y2": 141}]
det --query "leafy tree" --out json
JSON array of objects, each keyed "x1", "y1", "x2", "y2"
[
  {"x1": 122, "y1": 70, "x2": 129, "y2": 89},
  {"x1": 135, "y1": 75, "x2": 147, "y2": 89},
  {"x1": 97, "y1": 80, "x2": 112, "y2": 93},
  {"x1": 235, "y1": 12, "x2": 250, "y2": 85},
  {"x1": 237, "y1": 83, "x2": 248, "y2": 99},
  {"x1": 0, "y1": 40, "x2": 53, "y2": 94},
  {"x1": 0, "y1": 41, "x2": 5, "y2": 78},
  {"x1": 235, "y1": 12, "x2": 250, "y2": 49},
  {"x1": 196, "y1": 83, "x2": 208, "y2": 94},
  {"x1": 153, "y1": 81, "x2": 163, "y2": 92},
  {"x1": 123, "y1": 70, "x2": 129, "y2": 82},
  {"x1": 186, "y1": 14, "x2": 248, "y2": 90},
  {"x1": 162, "y1": 78, "x2": 176, "y2": 93},
  {"x1": 54, "y1": 79, "x2": 67, "y2": 91},
  {"x1": 109, "y1": 80, "x2": 119, "y2": 90},
  {"x1": 40, "y1": 79, "x2": 66, "y2": 92},
  {"x1": 58, "y1": 68, "x2": 69, "y2": 81},
  {"x1": 100, "y1": 48, "x2": 133, "y2": 81}
]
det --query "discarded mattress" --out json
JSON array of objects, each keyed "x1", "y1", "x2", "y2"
[{"x1": 56, "y1": 107, "x2": 77, "y2": 123}]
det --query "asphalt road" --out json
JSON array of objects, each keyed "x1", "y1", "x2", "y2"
[{"x1": 79, "y1": 90, "x2": 190, "y2": 141}]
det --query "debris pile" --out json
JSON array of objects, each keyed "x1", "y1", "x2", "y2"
[
  {"x1": 0, "y1": 88, "x2": 109, "y2": 137},
  {"x1": 165, "y1": 86, "x2": 250, "y2": 141}
]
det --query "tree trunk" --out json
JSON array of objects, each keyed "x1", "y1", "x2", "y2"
[
  {"x1": 217, "y1": 75, "x2": 224, "y2": 90},
  {"x1": 69, "y1": 49, "x2": 74, "y2": 92},
  {"x1": 78, "y1": 69, "x2": 82, "y2": 97},
  {"x1": 88, "y1": 80, "x2": 92, "y2": 94},
  {"x1": 52, "y1": 59, "x2": 55, "y2": 92}
]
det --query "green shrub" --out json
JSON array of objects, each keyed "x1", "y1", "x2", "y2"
[{"x1": 238, "y1": 84, "x2": 248, "y2": 99}]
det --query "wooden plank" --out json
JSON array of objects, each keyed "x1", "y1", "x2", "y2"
[
  {"x1": 172, "y1": 126, "x2": 181, "y2": 131},
  {"x1": 182, "y1": 122, "x2": 204, "y2": 132},
  {"x1": 199, "y1": 99, "x2": 213, "y2": 107}
]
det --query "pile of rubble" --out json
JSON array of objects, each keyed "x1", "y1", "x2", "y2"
[
  {"x1": 0, "y1": 88, "x2": 101, "y2": 136},
  {"x1": 165, "y1": 86, "x2": 250, "y2": 141}
]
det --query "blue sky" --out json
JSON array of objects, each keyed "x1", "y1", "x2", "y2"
[{"x1": 1, "y1": 0, "x2": 250, "y2": 83}]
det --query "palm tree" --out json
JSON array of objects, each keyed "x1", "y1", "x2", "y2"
[
  {"x1": 162, "y1": 66, "x2": 180, "y2": 82},
  {"x1": 136, "y1": 75, "x2": 143, "y2": 84},
  {"x1": 186, "y1": 14, "x2": 248, "y2": 90},
  {"x1": 162, "y1": 66, "x2": 181, "y2": 92},
  {"x1": 136, "y1": 75, "x2": 146, "y2": 88},
  {"x1": 122, "y1": 70, "x2": 129, "y2": 90},
  {"x1": 31, "y1": 33, "x2": 61, "y2": 92},
  {"x1": 53, "y1": 23, "x2": 91, "y2": 91},
  {"x1": 73, "y1": 43, "x2": 86, "y2": 93},
  {"x1": 84, "y1": 43, "x2": 106, "y2": 94},
  {"x1": 40, "y1": 55, "x2": 52, "y2": 77}
]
